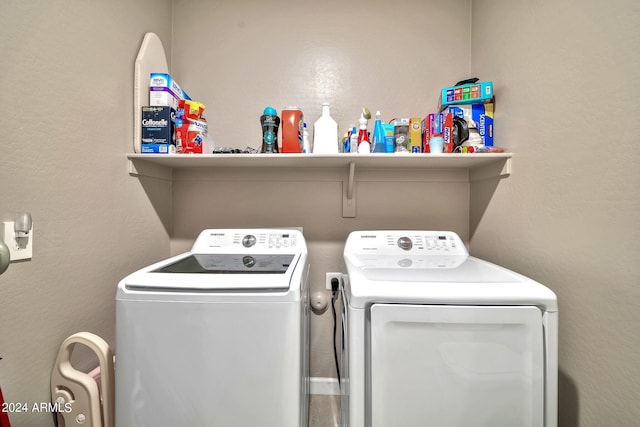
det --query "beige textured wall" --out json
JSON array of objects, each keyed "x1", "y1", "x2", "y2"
[
  {"x1": 0, "y1": 1, "x2": 172, "y2": 426},
  {"x1": 171, "y1": 0, "x2": 472, "y2": 147},
  {"x1": 470, "y1": 0, "x2": 640, "y2": 425},
  {"x1": 169, "y1": 0, "x2": 474, "y2": 378}
]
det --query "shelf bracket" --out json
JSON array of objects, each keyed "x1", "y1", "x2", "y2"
[
  {"x1": 128, "y1": 159, "x2": 172, "y2": 181},
  {"x1": 342, "y1": 161, "x2": 356, "y2": 217},
  {"x1": 469, "y1": 157, "x2": 512, "y2": 182}
]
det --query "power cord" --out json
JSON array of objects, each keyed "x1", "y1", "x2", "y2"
[{"x1": 330, "y1": 277, "x2": 341, "y2": 386}]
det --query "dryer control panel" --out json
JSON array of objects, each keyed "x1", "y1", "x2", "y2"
[
  {"x1": 344, "y1": 231, "x2": 469, "y2": 271},
  {"x1": 191, "y1": 229, "x2": 305, "y2": 254},
  {"x1": 345, "y1": 231, "x2": 468, "y2": 256}
]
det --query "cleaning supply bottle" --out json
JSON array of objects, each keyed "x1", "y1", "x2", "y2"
[
  {"x1": 342, "y1": 131, "x2": 350, "y2": 153},
  {"x1": 383, "y1": 123, "x2": 395, "y2": 153},
  {"x1": 281, "y1": 106, "x2": 303, "y2": 153},
  {"x1": 302, "y1": 122, "x2": 311, "y2": 153},
  {"x1": 313, "y1": 103, "x2": 339, "y2": 153},
  {"x1": 372, "y1": 110, "x2": 385, "y2": 153},
  {"x1": 349, "y1": 126, "x2": 358, "y2": 154},
  {"x1": 357, "y1": 116, "x2": 371, "y2": 153},
  {"x1": 260, "y1": 106, "x2": 280, "y2": 153}
]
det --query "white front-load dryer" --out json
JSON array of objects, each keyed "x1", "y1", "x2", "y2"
[
  {"x1": 341, "y1": 230, "x2": 558, "y2": 427},
  {"x1": 116, "y1": 229, "x2": 310, "y2": 427}
]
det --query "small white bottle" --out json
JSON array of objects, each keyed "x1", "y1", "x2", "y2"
[
  {"x1": 313, "y1": 103, "x2": 339, "y2": 154},
  {"x1": 349, "y1": 126, "x2": 358, "y2": 154},
  {"x1": 302, "y1": 122, "x2": 312, "y2": 153}
]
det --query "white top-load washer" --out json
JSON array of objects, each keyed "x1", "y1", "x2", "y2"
[
  {"x1": 116, "y1": 229, "x2": 310, "y2": 427},
  {"x1": 341, "y1": 230, "x2": 558, "y2": 427}
]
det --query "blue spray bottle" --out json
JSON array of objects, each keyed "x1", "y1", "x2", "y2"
[{"x1": 372, "y1": 110, "x2": 386, "y2": 153}]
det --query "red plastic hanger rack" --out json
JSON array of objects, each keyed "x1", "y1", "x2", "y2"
[{"x1": 0, "y1": 386, "x2": 11, "y2": 427}]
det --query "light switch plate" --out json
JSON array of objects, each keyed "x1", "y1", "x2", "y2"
[{"x1": 2, "y1": 221, "x2": 32, "y2": 261}]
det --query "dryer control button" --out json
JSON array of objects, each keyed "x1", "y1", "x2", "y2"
[
  {"x1": 242, "y1": 235, "x2": 257, "y2": 248},
  {"x1": 397, "y1": 237, "x2": 413, "y2": 251}
]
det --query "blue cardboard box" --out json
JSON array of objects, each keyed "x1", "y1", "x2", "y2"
[
  {"x1": 141, "y1": 106, "x2": 176, "y2": 154},
  {"x1": 441, "y1": 81, "x2": 493, "y2": 107}
]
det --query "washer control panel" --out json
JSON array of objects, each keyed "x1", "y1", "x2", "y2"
[{"x1": 191, "y1": 229, "x2": 304, "y2": 253}]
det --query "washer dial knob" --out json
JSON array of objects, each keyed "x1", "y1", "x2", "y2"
[{"x1": 397, "y1": 237, "x2": 413, "y2": 251}]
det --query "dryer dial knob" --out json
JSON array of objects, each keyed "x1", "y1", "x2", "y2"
[
  {"x1": 242, "y1": 235, "x2": 257, "y2": 248},
  {"x1": 397, "y1": 237, "x2": 413, "y2": 251}
]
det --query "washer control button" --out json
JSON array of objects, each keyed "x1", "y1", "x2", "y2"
[
  {"x1": 242, "y1": 235, "x2": 257, "y2": 248},
  {"x1": 397, "y1": 237, "x2": 413, "y2": 251}
]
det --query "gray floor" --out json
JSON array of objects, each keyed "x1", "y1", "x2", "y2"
[{"x1": 309, "y1": 394, "x2": 341, "y2": 427}]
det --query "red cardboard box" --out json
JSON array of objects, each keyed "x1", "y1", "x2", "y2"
[
  {"x1": 422, "y1": 113, "x2": 435, "y2": 153},
  {"x1": 442, "y1": 113, "x2": 454, "y2": 153}
]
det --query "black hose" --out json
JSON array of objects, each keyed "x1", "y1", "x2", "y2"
[{"x1": 331, "y1": 291, "x2": 341, "y2": 385}]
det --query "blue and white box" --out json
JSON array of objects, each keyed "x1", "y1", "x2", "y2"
[
  {"x1": 149, "y1": 73, "x2": 190, "y2": 110},
  {"x1": 141, "y1": 106, "x2": 176, "y2": 154},
  {"x1": 447, "y1": 103, "x2": 494, "y2": 147}
]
